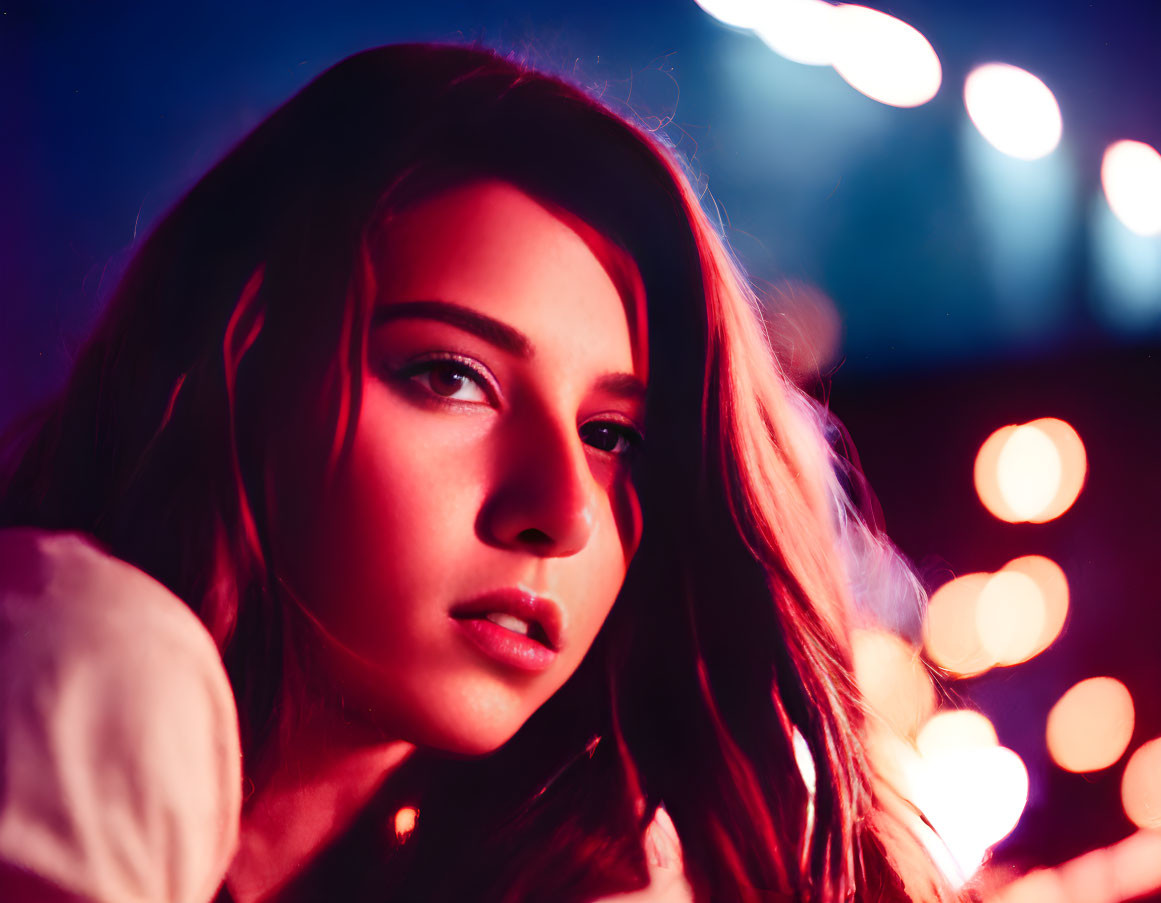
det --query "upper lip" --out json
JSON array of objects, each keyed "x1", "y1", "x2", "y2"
[{"x1": 449, "y1": 589, "x2": 564, "y2": 651}]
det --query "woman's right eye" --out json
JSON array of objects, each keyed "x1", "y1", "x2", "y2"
[{"x1": 398, "y1": 357, "x2": 494, "y2": 405}]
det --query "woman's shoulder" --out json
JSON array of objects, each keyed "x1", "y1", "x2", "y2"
[
  {"x1": 0, "y1": 527, "x2": 214, "y2": 654},
  {"x1": 0, "y1": 527, "x2": 242, "y2": 903}
]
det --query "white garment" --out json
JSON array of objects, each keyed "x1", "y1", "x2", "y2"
[{"x1": 0, "y1": 528, "x2": 242, "y2": 903}]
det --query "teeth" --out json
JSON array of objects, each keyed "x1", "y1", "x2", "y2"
[{"x1": 484, "y1": 612, "x2": 531, "y2": 636}]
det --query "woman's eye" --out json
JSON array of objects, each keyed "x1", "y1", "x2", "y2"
[
  {"x1": 404, "y1": 359, "x2": 491, "y2": 404},
  {"x1": 579, "y1": 421, "x2": 642, "y2": 456}
]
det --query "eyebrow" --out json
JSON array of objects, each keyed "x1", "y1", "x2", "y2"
[
  {"x1": 372, "y1": 298, "x2": 647, "y2": 403},
  {"x1": 593, "y1": 372, "x2": 648, "y2": 406},
  {"x1": 371, "y1": 300, "x2": 533, "y2": 358}
]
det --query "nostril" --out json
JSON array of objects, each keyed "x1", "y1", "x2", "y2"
[{"x1": 516, "y1": 528, "x2": 554, "y2": 547}]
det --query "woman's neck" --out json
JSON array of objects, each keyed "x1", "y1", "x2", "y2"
[{"x1": 225, "y1": 704, "x2": 414, "y2": 903}]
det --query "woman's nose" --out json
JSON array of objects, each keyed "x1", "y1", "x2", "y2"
[{"x1": 478, "y1": 413, "x2": 597, "y2": 558}]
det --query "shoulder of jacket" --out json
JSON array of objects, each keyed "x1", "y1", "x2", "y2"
[
  {"x1": 0, "y1": 527, "x2": 222, "y2": 669},
  {"x1": 0, "y1": 527, "x2": 242, "y2": 903}
]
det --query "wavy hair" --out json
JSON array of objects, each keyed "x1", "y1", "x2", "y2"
[{"x1": 0, "y1": 44, "x2": 955, "y2": 902}]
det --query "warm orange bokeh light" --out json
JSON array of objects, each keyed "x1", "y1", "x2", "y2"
[
  {"x1": 923, "y1": 573, "x2": 994, "y2": 677},
  {"x1": 852, "y1": 628, "x2": 936, "y2": 739},
  {"x1": 1111, "y1": 829, "x2": 1161, "y2": 899},
  {"x1": 923, "y1": 557, "x2": 1068, "y2": 678},
  {"x1": 1027, "y1": 418, "x2": 1087, "y2": 522},
  {"x1": 874, "y1": 710, "x2": 1028, "y2": 883},
  {"x1": 1047, "y1": 677, "x2": 1135, "y2": 773},
  {"x1": 976, "y1": 571, "x2": 1045, "y2": 666},
  {"x1": 994, "y1": 829, "x2": 1161, "y2": 903},
  {"x1": 394, "y1": 806, "x2": 419, "y2": 840},
  {"x1": 997, "y1": 424, "x2": 1061, "y2": 520},
  {"x1": 1122, "y1": 737, "x2": 1161, "y2": 829},
  {"x1": 917, "y1": 709, "x2": 999, "y2": 759},
  {"x1": 1001, "y1": 555, "x2": 1069, "y2": 658},
  {"x1": 974, "y1": 419, "x2": 1086, "y2": 523},
  {"x1": 909, "y1": 743, "x2": 1029, "y2": 880},
  {"x1": 974, "y1": 425, "x2": 1021, "y2": 522}
]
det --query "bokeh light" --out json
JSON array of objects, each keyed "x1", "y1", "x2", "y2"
[
  {"x1": 394, "y1": 806, "x2": 419, "y2": 840},
  {"x1": 1121, "y1": 737, "x2": 1161, "y2": 829},
  {"x1": 692, "y1": 0, "x2": 761, "y2": 29},
  {"x1": 961, "y1": 63, "x2": 1063, "y2": 160},
  {"x1": 1047, "y1": 677, "x2": 1135, "y2": 773},
  {"x1": 974, "y1": 418, "x2": 1086, "y2": 523},
  {"x1": 908, "y1": 743, "x2": 1030, "y2": 879},
  {"x1": 752, "y1": 0, "x2": 837, "y2": 66},
  {"x1": 923, "y1": 573, "x2": 994, "y2": 677},
  {"x1": 762, "y1": 279, "x2": 843, "y2": 384},
  {"x1": 994, "y1": 830, "x2": 1161, "y2": 903},
  {"x1": 869, "y1": 709, "x2": 1028, "y2": 884},
  {"x1": 996, "y1": 424, "x2": 1061, "y2": 519},
  {"x1": 1027, "y1": 418, "x2": 1087, "y2": 521},
  {"x1": 1002, "y1": 555, "x2": 1069, "y2": 657},
  {"x1": 993, "y1": 868, "x2": 1068, "y2": 903},
  {"x1": 916, "y1": 709, "x2": 999, "y2": 759},
  {"x1": 1110, "y1": 829, "x2": 1161, "y2": 899},
  {"x1": 973, "y1": 425, "x2": 1021, "y2": 522},
  {"x1": 975, "y1": 570, "x2": 1045, "y2": 666},
  {"x1": 829, "y1": 5, "x2": 941, "y2": 108},
  {"x1": 851, "y1": 628, "x2": 935, "y2": 738},
  {"x1": 964, "y1": 63, "x2": 1062, "y2": 160},
  {"x1": 924, "y1": 556, "x2": 1068, "y2": 677},
  {"x1": 1090, "y1": 190, "x2": 1161, "y2": 333},
  {"x1": 1102, "y1": 140, "x2": 1161, "y2": 237}
]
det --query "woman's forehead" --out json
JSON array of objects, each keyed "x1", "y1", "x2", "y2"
[{"x1": 373, "y1": 178, "x2": 649, "y2": 380}]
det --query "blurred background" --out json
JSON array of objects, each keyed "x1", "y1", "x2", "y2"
[{"x1": 3, "y1": 0, "x2": 1160, "y2": 897}]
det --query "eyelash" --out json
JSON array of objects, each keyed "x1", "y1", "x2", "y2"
[
  {"x1": 396, "y1": 353, "x2": 500, "y2": 406},
  {"x1": 391, "y1": 353, "x2": 644, "y2": 458}
]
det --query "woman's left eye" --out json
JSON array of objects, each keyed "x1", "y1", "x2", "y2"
[
  {"x1": 579, "y1": 421, "x2": 643, "y2": 456},
  {"x1": 401, "y1": 358, "x2": 493, "y2": 404}
]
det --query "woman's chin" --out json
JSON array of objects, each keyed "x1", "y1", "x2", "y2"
[
  {"x1": 359, "y1": 693, "x2": 531, "y2": 759},
  {"x1": 411, "y1": 711, "x2": 528, "y2": 758}
]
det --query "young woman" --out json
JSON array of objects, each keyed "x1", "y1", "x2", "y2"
[{"x1": 0, "y1": 44, "x2": 956, "y2": 902}]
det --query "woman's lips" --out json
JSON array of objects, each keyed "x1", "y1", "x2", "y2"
[
  {"x1": 449, "y1": 589, "x2": 563, "y2": 673},
  {"x1": 452, "y1": 616, "x2": 558, "y2": 672}
]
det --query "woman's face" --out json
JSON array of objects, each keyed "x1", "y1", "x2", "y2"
[{"x1": 284, "y1": 179, "x2": 647, "y2": 755}]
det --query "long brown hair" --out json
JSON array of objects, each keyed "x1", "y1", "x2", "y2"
[{"x1": 0, "y1": 44, "x2": 955, "y2": 901}]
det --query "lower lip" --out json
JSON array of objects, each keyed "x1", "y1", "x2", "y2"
[{"x1": 452, "y1": 617, "x2": 558, "y2": 672}]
